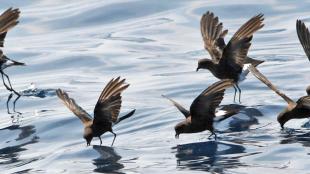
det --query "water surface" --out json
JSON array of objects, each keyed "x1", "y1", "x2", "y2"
[{"x1": 0, "y1": 0, "x2": 309, "y2": 173}]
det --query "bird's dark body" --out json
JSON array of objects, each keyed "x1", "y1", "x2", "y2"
[
  {"x1": 91, "y1": 122, "x2": 112, "y2": 137},
  {"x1": 210, "y1": 62, "x2": 240, "y2": 82},
  {"x1": 199, "y1": 56, "x2": 263, "y2": 83}
]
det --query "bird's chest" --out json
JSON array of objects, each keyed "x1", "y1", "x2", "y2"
[
  {"x1": 91, "y1": 122, "x2": 112, "y2": 137},
  {"x1": 214, "y1": 65, "x2": 239, "y2": 81},
  {"x1": 191, "y1": 119, "x2": 213, "y2": 132}
]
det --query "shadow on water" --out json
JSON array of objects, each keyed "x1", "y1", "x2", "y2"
[
  {"x1": 219, "y1": 104, "x2": 263, "y2": 132},
  {"x1": 0, "y1": 125, "x2": 39, "y2": 171},
  {"x1": 280, "y1": 129, "x2": 310, "y2": 147},
  {"x1": 4, "y1": 84, "x2": 57, "y2": 122},
  {"x1": 92, "y1": 145, "x2": 124, "y2": 174},
  {"x1": 174, "y1": 141, "x2": 260, "y2": 173},
  {"x1": 20, "y1": 85, "x2": 56, "y2": 98}
]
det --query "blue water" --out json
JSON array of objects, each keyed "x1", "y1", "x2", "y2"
[{"x1": 0, "y1": 0, "x2": 310, "y2": 173}]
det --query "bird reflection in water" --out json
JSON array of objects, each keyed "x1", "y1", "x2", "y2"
[
  {"x1": 92, "y1": 145, "x2": 124, "y2": 174},
  {"x1": 0, "y1": 125, "x2": 39, "y2": 170},
  {"x1": 280, "y1": 130, "x2": 310, "y2": 147},
  {"x1": 219, "y1": 104, "x2": 263, "y2": 132},
  {"x1": 174, "y1": 141, "x2": 259, "y2": 173},
  {"x1": 5, "y1": 83, "x2": 58, "y2": 123}
]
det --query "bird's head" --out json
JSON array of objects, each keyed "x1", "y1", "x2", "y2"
[
  {"x1": 196, "y1": 59, "x2": 213, "y2": 72},
  {"x1": 306, "y1": 85, "x2": 310, "y2": 96},
  {"x1": 174, "y1": 122, "x2": 189, "y2": 139},
  {"x1": 83, "y1": 128, "x2": 93, "y2": 146},
  {"x1": 277, "y1": 111, "x2": 290, "y2": 129}
]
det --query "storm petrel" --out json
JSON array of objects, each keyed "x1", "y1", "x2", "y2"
[
  {"x1": 0, "y1": 8, "x2": 25, "y2": 95},
  {"x1": 196, "y1": 11, "x2": 264, "y2": 103},
  {"x1": 163, "y1": 79, "x2": 239, "y2": 139},
  {"x1": 56, "y1": 77, "x2": 136, "y2": 146}
]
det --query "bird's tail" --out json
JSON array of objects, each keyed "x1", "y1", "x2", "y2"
[
  {"x1": 4, "y1": 55, "x2": 25, "y2": 66},
  {"x1": 245, "y1": 56, "x2": 264, "y2": 67},
  {"x1": 115, "y1": 109, "x2": 136, "y2": 125},
  {"x1": 11, "y1": 60, "x2": 25, "y2": 66}
]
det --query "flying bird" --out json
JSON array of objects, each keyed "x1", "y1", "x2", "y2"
[
  {"x1": 248, "y1": 65, "x2": 310, "y2": 128},
  {"x1": 163, "y1": 79, "x2": 239, "y2": 139},
  {"x1": 196, "y1": 11, "x2": 264, "y2": 103},
  {"x1": 56, "y1": 77, "x2": 136, "y2": 146},
  {"x1": 0, "y1": 8, "x2": 25, "y2": 95}
]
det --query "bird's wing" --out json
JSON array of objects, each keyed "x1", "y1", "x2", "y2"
[
  {"x1": 93, "y1": 77, "x2": 129, "y2": 124},
  {"x1": 162, "y1": 95, "x2": 190, "y2": 118},
  {"x1": 0, "y1": 8, "x2": 20, "y2": 47},
  {"x1": 56, "y1": 89, "x2": 93, "y2": 125},
  {"x1": 200, "y1": 11, "x2": 228, "y2": 63},
  {"x1": 190, "y1": 79, "x2": 234, "y2": 122},
  {"x1": 248, "y1": 65, "x2": 295, "y2": 105},
  {"x1": 220, "y1": 14, "x2": 264, "y2": 71},
  {"x1": 296, "y1": 20, "x2": 310, "y2": 61},
  {"x1": 296, "y1": 96, "x2": 310, "y2": 109}
]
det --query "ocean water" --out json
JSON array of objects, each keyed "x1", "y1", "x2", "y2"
[{"x1": 0, "y1": 0, "x2": 309, "y2": 173}]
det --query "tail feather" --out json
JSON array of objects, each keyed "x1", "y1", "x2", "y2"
[
  {"x1": 245, "y1": 56, "x2": 264, "y2": 67},
  {"x1": 12, "y1": 60, "x2": 25, "y2": 66},
  {"x1": 115, "y1": 109, "x2": 135, "y2": 125}
]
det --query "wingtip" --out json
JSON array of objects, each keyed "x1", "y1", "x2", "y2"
[
  {"x1": 161, "y1": 94, "x2": 169, "y2": 100},
  {"x1": 56, "y1": 88, "x2": 63, "y2": 97}
]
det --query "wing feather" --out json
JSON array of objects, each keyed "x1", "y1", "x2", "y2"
[
  {"x1": 162, "y1": 95, "x2": 190, "y2": 118},
  {"x1": 56, "y1": 89, "x2": 93, "y2": 125},
  {"x1": 94, "y1": 77, "x2": 129, "y2": 124},
  {"x1": 200, "y1": 11, "x2": 228, "y2": 62},
  {"x1": 190, "y1": 79, "x2": 234, "y2": 122},
  {"x1": 0, "y1": 8, "x2": 20, "y2": 47},
  {"x1": 220, "y1": 14, "x2": 264, "y2": 70},
  {"x1": 296, "y1": 20, "x2": 310, "y2": 61}
]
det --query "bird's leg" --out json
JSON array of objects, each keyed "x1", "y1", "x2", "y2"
[
  {"x1": 12, "y1": 94, "x2": 21, "y2": 113},
  {"x1": 236, "y1": 84, "x2": 242, "y2": 104},
  {"x1": 233, "y1": 85, "x2": 237, "y2": 103},
  {"x1": 99, "y1": 136, "x2": 102, "y2": 146},
  {"x1": 208, "y1": 131, "x2": 217, "y2": 140},
  {"x1": 6, "y1": 93, "x2": 13, "y2": 114},
  {"x1": 3, "y1": 72, "x2": 20, "y2": 96},
  {"x1": 1, "y1": 71, "x2": 12, "y2": 91},
  {"x1": 111, "y1": 131, "x2": 117, "y2": 147}
]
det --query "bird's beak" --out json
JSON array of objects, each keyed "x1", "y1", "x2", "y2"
[
  {"x1": 175, "y1": 133, "x2": 179, "y2": 139},
  {"x1": 87, "y1": 142, "x2": 90, "y2": 146},
  {"x1": 280, "y1": 124, "x2": 284, "y2": 129}
]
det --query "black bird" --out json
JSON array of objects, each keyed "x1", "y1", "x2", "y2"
[
  {"x1": 0, "y1": 8, "x2": 25, "y2": 95},
  {"x1": 196, "y1": 11, "x2": 264, "y2": 103},
  {"x1": 56, "y1": 77, "x2": 136, "y2": 146},
  {"x1": 163, "y1": 79, "x2": 238, "y2": 139},
  {"x1": 248, "y1": 65, "x2": 310, "y2": 128}
]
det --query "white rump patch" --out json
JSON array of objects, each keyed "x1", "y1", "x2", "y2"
[{"x1": 239, "y1": 63, "x2": 251, "y2": 82}]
